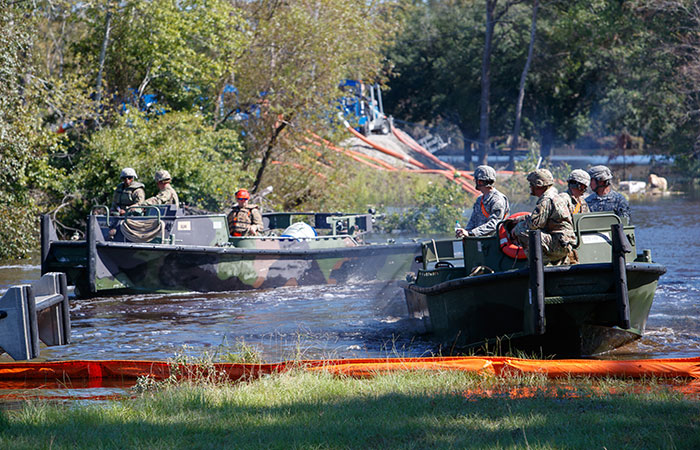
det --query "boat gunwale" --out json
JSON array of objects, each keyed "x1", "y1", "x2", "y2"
[
  {"x1": 405, "y1": 262, "x2": 667, "y2": 295},
  {"x1": 46, "y1": 239, "x2": 421, "y2": 258}
]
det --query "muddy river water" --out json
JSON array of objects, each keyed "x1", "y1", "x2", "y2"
[{"x1": 1, "y1": 194, "x2": 699, "y2": 362}]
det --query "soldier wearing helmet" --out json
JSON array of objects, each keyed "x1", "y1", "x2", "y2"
[
  {"x1": 511, "y1": 169, "x2": 576, "y2": 265},
  {"x1": 227, "y1": 188, "x2": 263, "y2": 236},
  {"x1": 455, "y1": 165, "x2": 510, "y2": 238},
  {"x1": 111, "y1": 167, "x2": 146, "y2": 215},
  {"x1": 142, "y1": 169, "x2": 179, "y2": 209},
  {"x1": 559, "y1": 169, "x2": 590, "y2": 215},
  {"x1": 585, "y1": 165, "x2": 631, "y2": 223}
]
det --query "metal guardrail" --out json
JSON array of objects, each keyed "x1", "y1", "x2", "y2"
[{"x1": 0, "y1": 272, "x2": 71, "y2": 360}]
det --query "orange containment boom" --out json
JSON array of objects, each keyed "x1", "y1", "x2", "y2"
[{"x1": 1, "y1": 357, "x2": 699, "y2": 389}]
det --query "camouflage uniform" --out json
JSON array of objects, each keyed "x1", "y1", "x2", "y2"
[
  {"x1": 513, "y1": 170, "x2": 576, "y2": 264},
  {"x1": 466, "y1": 188, "x2": 510, "y2": 236},
  {"x1": 560, "y1": 188, "x2": 590, "y2": 215},
  {"x1": 111, "y1": 181, "x2": 145, "y2": 214},
  {"x1": 143, "y1": 184, "x2": 179, "y2": 209},
  {"x1": 227, "y1": 204, "x2": 263, "y2": 236},
  {"x1": 585, "y1": 191, "x2": 631, "y2": 223}
]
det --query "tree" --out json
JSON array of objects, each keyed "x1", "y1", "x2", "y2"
[
  {"x1": 227, "y1": 0, "x2": 399, "y2": 194},
  {"x1": 75, "y1": 0, "x2": 248, "y2": 114},
  {"x1": 0, "y1": 1, "x2": 62, "y2": 259},
  {"x1": 509, "y1": 0, "x2": 538, "y2": 170}
]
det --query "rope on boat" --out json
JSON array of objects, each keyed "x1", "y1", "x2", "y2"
[{"x1": 120, "y1": 218, "x2": 164, "y2": 243}]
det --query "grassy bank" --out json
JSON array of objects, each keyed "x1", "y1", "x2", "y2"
[{"x1": 1, "y1": 370, "x2": 698, "y2": 449}]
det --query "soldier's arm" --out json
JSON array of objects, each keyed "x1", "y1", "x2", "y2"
[
  {"x1": 618, "y1": 194, "x2": 631, "y2": 222},
  {"x1": 134, "y1": 187, "x2": 146, "y2": 204},
  {"x1": 527, "y1": 198, "x2": 553, "y2": 230},
  {"x1": 141, "y1": 190, "x2": 165, "y2": 206},
  {"x1": 250, "y1": 208, "x2": 264, "y2": 234}
]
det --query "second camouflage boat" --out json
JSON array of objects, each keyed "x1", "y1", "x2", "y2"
[{"x1": 41, "y1": 207, "x2": 421, "y2": 298}]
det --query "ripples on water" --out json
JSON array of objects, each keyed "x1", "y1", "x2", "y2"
[{"x1": 1, "y1": 195, "x2": 699, "y2": 363}]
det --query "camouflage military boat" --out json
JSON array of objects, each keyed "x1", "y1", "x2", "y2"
[
  {"x1": 403, "y1": 212, "x2": 666, "y2": 356},
  {"x1": 41, "y1": 207, "x2": 421, "y2": 298}
]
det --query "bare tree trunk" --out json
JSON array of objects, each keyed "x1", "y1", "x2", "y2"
[
  {"x1": 509, "y1": 0, "x2": 539, "y2": 171},
  {"x1": 478, "y1": 0, "x2": 497, "y2": 166},
  {"x1": 95, "y1": 2, "x2": 113, "y2": 105},
  {"x1": 252, "y1": 121, "x2": 288, "y2": 193}
]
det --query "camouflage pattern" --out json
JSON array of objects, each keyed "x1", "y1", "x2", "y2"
[
  {"x1": 586, "y1": 190, "x2": 631, "y2": 223},
  {"x1": 143, "y1": 183, "x2": 179, "y2": 209},
  {"x1": 473, "y1": 165, "x2": 496, "y2": 182},
  {"x1": 588, "y1": 165, "x2": 613, "y2": 182},
  {"x1": 559, "y1": 188, "x2": 590, "y2": 215},
  {"x1": 568, "y1": 169, "x2": 590, "y2": 186},
  {"x1": 466, "y1": 188, "x2": 509, "y2": 236},
  {"x1": 41, "y1": 213, "x2": 421, "y2": 297},
  {"x1": 227, "y1": 204, "x2": 263, "y2": 236},
  {"x1": 111, "y1": 181, "x2": 146, "y2": 213},
  {"x1": 120, "y1": 167, "x2": 138, "y2": 179},
  {"x1": 526, "y1": 169, "x2": 554, "y2": 187},
  {"x1": 154, "y1": 169, "x2": 171, "y2": 182},
  {"x1": 513, "y1": 186, "x2": 576, "y2": 263}
]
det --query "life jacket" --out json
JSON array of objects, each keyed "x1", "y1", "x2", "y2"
[
  {"x1": 228, "y1": 204, "x2": 259, "y2": 236},
  {"x1": 113, "y1": 181, "x2": 145, "y2": 210}
]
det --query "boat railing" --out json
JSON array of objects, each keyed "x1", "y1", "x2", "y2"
[
  {"x1": 416, "y1": 238, "x2": 464, "y2": 269},
  {"x1": 262, "y1": 212, "x2": 373, "y2": 236},
  {"x1": 0, "y1": 272, "x2": 71, "y2": 360}
]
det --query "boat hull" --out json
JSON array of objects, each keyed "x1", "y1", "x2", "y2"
[
  {"x1": 404, "y1": 262, "x2": 665, "y2": 356},
  {"x1": 45, "y1": 240, "x2": 421, "y2": 297}
]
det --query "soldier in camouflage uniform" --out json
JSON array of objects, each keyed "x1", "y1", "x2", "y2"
[
  {"x1": 227, "y1": 189, "x2": 264, "y2": 236},
  {"x1": 559, "y1": 169, "x2": 590, "y2": 215},
  {"x1": 511, "y1": 169, "x2": 576, "y2": 265},
  {"x1": 585, "y1": 165, "x2": 631, "y2": 223},
  {"x1": 455, "y1": 165, "x2": 510, "y2": 237},
  {"x1": 142, "y1": 169, "x2": 179, "y2": 209},
  {"x1": 111, "y1": 168, "x2": 146, "y2": 215}
]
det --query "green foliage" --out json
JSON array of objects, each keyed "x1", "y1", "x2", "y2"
[
  {"x1": 382, "y1": 180, "x2": 468, "y2": 234},
  {"x1": 0, "y1": 2, "x2": 64, "y2": 258},
  {"x1": 230, "y1": 0, "x2": 400, "y2": 188},
  {"x1": 75, "y1": 0, "x2": 247, "y2": 113},
  {"x1": 65, "y1": 111, "x2": 248, "y2": 223}
]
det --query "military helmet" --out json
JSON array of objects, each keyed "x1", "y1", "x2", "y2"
[
  {"x1": 568, "y1": 169, "x2": 590, "y2": 186},
  {"x1": 526, "y1": 169, "x2": 554, "y2": 187},
  {"x1": 120, "y1": 167, "x2": 138, "y2": 179},
  {"x1": 473, "y1": 165, "x2": 496, "y2": 183},
  {"x1": 588, "y1": 165, "x2": 613, "y2": 182},
  {"x1": 235, "y1": 189, "x2": 250, "y2": 200},
  {"x1": 155, "y1": 169, "x2": 171, "y2": 182}
]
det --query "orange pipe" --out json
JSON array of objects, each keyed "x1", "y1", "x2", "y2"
[
  {"x1": 345, "y1": 124, "x2": 429, "y2": 170},
  {"x1": 392, "y1": 126, "x2": 462, "y2": 174},
  {"x1": 304, "y1": 135, "x2": 397, "y2": 171}
]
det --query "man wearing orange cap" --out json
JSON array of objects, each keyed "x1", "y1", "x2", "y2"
[{"x1": 227, "y1": 189, "x2": 264, "y2": 236}]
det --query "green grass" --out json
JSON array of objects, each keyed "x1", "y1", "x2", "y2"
[{"x1": 1, "y1": 370, "x2": 698, "y2": 449}]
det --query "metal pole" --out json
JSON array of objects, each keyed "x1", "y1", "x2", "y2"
[
  {"x1": 40, "y1": 215, "x2": 50, "y2": 275},
  {"x1": 87, "y1": 215, "x2": 97, "y2": 296},
  {"x1": 611, "y1": 223, "x2": 632, "y2": 329},
  {"x1": 528, "y1": 230, "x2": 545, "y2": 335}
]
